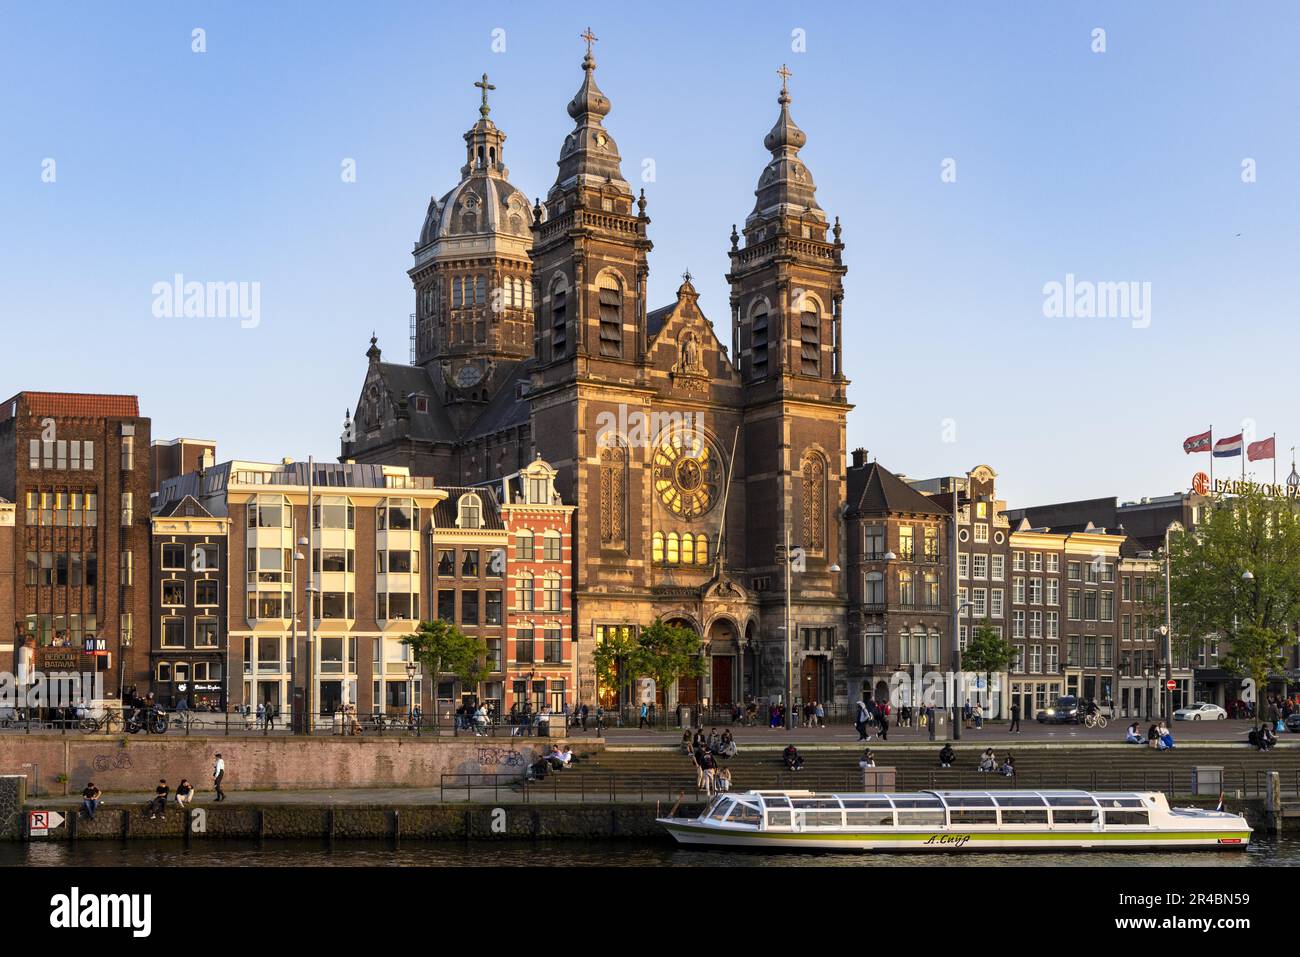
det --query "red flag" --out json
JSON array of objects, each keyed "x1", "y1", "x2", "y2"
[
  {"x1": 1248, "y1": 436, "x2": 1276, "y2": 461},
  {"x1": 1183, "y1": 429, "x2": 1212, "y2": 454}
]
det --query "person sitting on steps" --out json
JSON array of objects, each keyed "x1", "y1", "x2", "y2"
[{"x1": 938, "y1": 744, "x2": 956, "y2": 768}]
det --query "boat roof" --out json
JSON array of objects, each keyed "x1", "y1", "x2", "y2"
[{"x1": 733, "y1": 789, "x2": 1160, "y2": 808}]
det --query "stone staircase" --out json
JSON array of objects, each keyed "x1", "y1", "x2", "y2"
[{"x1": 526, "y1": 742, "x2": 1300, "y2": 800}]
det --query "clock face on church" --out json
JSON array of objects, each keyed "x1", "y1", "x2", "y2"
[{"x1": 652, "y1": 431, "x2": 720, "y2": 519}]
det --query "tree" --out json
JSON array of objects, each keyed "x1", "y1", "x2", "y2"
[
  {"x1": 961, "y1": 621, "x2": 1018, "y2": 716},
  {"x1": 592, "y1": 626, "x2": 636, "y2": 709},
  {"x1": 1168, "y1": 486, "x2": 1300, "y2": 699},
  {"x1": 402, "y1": 619, "x2": 488, "y2": 730},
  {"x1": 630, "y1": 619, "x2": 707, "y2": 714}
]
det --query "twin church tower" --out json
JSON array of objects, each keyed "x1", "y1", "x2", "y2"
[{"x1": 342, "y1": 32, "x2": 852, "y2": 708}]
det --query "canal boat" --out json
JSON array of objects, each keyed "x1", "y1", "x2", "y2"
[{"x1": 657, "y1": 789, "x2": 1251, "y2": 851}]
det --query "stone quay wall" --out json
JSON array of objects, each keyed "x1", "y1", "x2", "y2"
[{"x1": 0, "y1": 735, "x2": 582, "y2": 795}]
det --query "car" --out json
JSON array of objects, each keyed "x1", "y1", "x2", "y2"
[
  {"x1": 1172, "y1": 702, "x2": 1227, "y2": 721},
  {"x1": 1037, "y1": 695, "x2": 1081, "y2": 724},
  {"x1": 1284, "y1": 713, "x2": 1300, "y2": 734}
]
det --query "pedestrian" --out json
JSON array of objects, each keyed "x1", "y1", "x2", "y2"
[
  {"x1": 962, "y1": 700, "x2": 973, "y2": 730},
  {"x1": 595, "y1": 705, "x2": 605, "y2": 735},
  {"x1": 1009, "y1": 700, "x2": 1021, "y2": 733},
  {"x1": 80, "y1": 781, "x2": 101, "y2": 821},
  {"x1": 580, "y1": 703, "x2": 589, "y2": 732},
  {"x1": 815, "y1": 701, "x2": 826, "y2": 728},
  {"x1": 212, "y1": 752, "x2": 226, "y2": 802},
  {"x1": 639, "y1": 701, "x2": 649, "y2": 729},
  {"x1": 266, "y1": 702, "x2": 277, "y2": 731},
  {"x1": 973, "y1": 702, "x2": 983, "y2": 729},
  {"x1": 256, "y1": 702, "x2": 265, "y2": 729},
  {"x1": 927, "y1": 705, "x2": 937, "y2": 741},
  {"x1": 855, "y1": 697, "x2": 870, "y2": 741},
  {"x1": 175, "y1": 778, "x2": 194, "y2": 808}
]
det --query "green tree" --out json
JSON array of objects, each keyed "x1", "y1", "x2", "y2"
[
  {"x1": 593, "y1": 627, "x2": 637, "y2": 709},
  {"x1": 961, "y1": 620, "x2": 1018, "y2": 716},
  {"x1": 402, "y1": 619, "x2": 488, "y2": 730},
  {"x1": 1167, "y1": 486, "x2": 1300, "y2": 697},
  {"x1": 631, "y1": 619, "x2": 707, "y2": 714}
]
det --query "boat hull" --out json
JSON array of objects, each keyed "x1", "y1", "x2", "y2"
[{"x1": 657, "y1": 819, "x2": 1251, "y2": 852}]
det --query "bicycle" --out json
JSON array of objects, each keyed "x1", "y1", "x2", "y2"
[
  {"x1": 1083, "y1": 712, "x2": 1108, "y2": 730},
  {"x1": 78, "y1": 711, "x2": 123, "y2": 734}
]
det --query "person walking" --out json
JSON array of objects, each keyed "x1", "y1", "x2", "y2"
[
  {"x1": 878, "y1": 708, "x2": 890, "y2": 742},
  {"x1": 639, "y1": 701, "x2": 649, "y2": 729},
  {"x1": 212, "y1": 752, "x2": 226, "y2": 802},
  {"x1": 855, "y1": 698, "x2": 870, "y2": 741},
  {"x1": 927, "y1": 705, "x2": 937, "y2": 741},
  {"x1": 580, "y1": 703, "x2": 589, "y2": 732},
  {"x1": 1009, "y1": 701, "x2": 1021, "y2": 733},
  {"x1": 256, "y1": 702, "x2": 265, "y2": 730},
  {"x1": 973, "y1": 702, "x2": 983, "y2": 729}
]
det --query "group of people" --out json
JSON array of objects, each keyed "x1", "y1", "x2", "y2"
[
  {"x1": 683, "y1": 727, "x2": 738, "y2": 758},
  {"x1": 526, "y1": 744, "x2": 576, "y2": 780},
  {"x1": 854, "y1": 697, "x2": 892, "y2": 742},
  {"x1": 1124, "y1": 721, "x2": 1176, "y2": 750},
  {"x1": 1248, "y1": 723, "x2": 1279, "y2": 751},
  {"x1": 976, "y1": 747, "x2": 1016, "y2": 777},
  {"x1": 689, "y1": 731, "x2": 736, "y2": 795},
  {"x1": 78, "y1": 752, "x2": 226, "y2": 822}
]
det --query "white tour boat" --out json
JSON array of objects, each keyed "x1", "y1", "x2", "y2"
[{"x1": 658, "y1": 789, "x2": 1251, "y2": 852}]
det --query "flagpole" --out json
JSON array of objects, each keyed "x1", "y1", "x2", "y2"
[
  {"x1": 1209, "y1": 425, "x2": 1213, "y2": 488},
  {"x1": 1273, "y1": 433, "x2": 1277, "y2": 486}
]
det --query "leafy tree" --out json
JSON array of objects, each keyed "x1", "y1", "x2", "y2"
[
  {"x1": 630, "y1": 619, "x2": 707, "y2": 711},
  {"x1": 1167, "y1": 486, "x2": 1300, "y2": 696},
  {"x1": 961, "y1": 621, "x2": 1018, "y2": 716},
  {"x1": 593, "y1": 627, "x2": 637, "y2": 709},
  {"x1": 402, "y1": 619, "x2": 488, "y2": 729}
]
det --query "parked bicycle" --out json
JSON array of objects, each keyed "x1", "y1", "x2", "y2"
[{"x1": 78, "y1": 710, "x2": 123, "y2": 734}]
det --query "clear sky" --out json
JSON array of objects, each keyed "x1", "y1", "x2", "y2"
[{"x1": 2, "y1": 2, "x2": 1297, "y2": 508}]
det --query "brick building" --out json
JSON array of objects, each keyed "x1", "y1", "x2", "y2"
[{"x1": 0, "y1": 392, "x2": 152, "y2": 702}]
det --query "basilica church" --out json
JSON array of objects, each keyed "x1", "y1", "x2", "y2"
[{"x1": 342, "y1": 35, "x2": 852, "y2": 710}]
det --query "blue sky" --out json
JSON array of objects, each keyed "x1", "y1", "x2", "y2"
[{"x1": 2, "y1": 2, "x2": 1297, "y2": 507}]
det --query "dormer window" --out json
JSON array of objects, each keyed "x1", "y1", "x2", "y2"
[{"x1": 458, "y1": 493, "x2": 483, "y2": 529}]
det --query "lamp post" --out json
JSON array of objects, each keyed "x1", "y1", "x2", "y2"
[
  {"x1": 406, "y1": 660, "x2": 417, "y2": 728},
  {"x1": 778, "y1": 527, "x2": 797, "y2": 730},
  {"x1": 293, "y1": 534, "x2": 307, "y2": 733},
  {"x1": 1160, "y1": 520, "x2": 1184, "y2": 723}
]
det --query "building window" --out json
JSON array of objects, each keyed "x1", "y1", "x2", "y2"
[
  {"x1": 120, "y1": 492, "x2": 133, "y2": 526},
  {"x1": 437, "y1": 589, "x2": 455, "y2": 621},
  {"x1": 750, "y1": 301, "x2": 769, "y2": 378},
  {"x1": 457, "y1": 493, "x2": 483, "y2": 529},
  {"x1": 1029, "y1": 578, "x2": 1042, "y2": 604},
  {"x1": 195, "y1": 580, "x2": 219, "y2": 606},
  {"x1": 1046, "y1": 579, "x2": 1059, "y2": 605},
  {"x1": 542, "y1": 574, "x2": 561, "y2": 612},
  {"x1": 486, "y1": 590, "x2": 502, "y2": 625},
  {"x1": 1100, "y1": 590, "x2": 1115, "y2": 622},
  {"x1": 1047, "y1": 554, "x2": 1059, "y2": 573},
  {"x1": 516, "y1": 572, "x2": 534, "y2": 610},
  {"x1": 864, "y1": 526, "x2": 885, "y2": 559},
  {"x1": 1084, "y1": 591, "x2": 1098, "y2": 621},
  {"x1": 1067, "y1": 561, "x2": 1081, "y2": 581},
  {"x1": 461, "y1": 591, "x2": 479, "y2": 625},
  {"x1": 438, "y1": 550, "x2": 455, "y2": 576},
  {"x1": 898, "y1": 526, "x2": 914, "y2": 561},
  {"x1": 380, "y1": 498, "x2": 418, "y2": 531},
  {"x1": 461, "y1": 550, "x2": 480, "y2": 577},
  {"x1": 195, "y1": 618, "x2": 219, "y2": 648},
  {"x1": 973, "y1": 524, "x2": 988, "y2": 543},
  {"x1": 161, "y1": 543, "x2": 185, "y2": 570},
  {"x1": 516, "y1": 529, "x2": 534, "y2": 561},
  {"x1": 1067, "y1": 589, "x2": 1081, "y2": 620},
  {"x1": 958, "y1": 553, "x2": 969, "y2": 579},
  {"x1": 1029, "y1": 553, "x2": 1043, "y2": 572},
  {"x1": 1046, "y1": 611, "x2": 1059, "y2": 638},
  {"x1": 898, "y1": 570, "x2": 914, "y2": 606},
  {"x1": 543, "y1": 627, "x2": 563, "y2": 663},
  {"x1": 925, "y1": 572, "x2": 940, "y2": 607},
  {"x1": 598, "y1": 441, "x2": 627, "y2": 547},
  {"x1": 990, "y1": 588, "x2": 1004, "y2": 618},
  {"x1": 972, "y1": 554, "x2": 987, "y2": 579},
  {"x1": 972, "y1": 588, "x2": 987, "y2": 618},
  {"x1": 1012, "y1": 551, "x2": 1025, "y2": 571},
  {"x1": 516, "y1": 626, "x2": 534, "y2": 663},
  {"x1": 1030, "y1": 645, "x2": 1042, "y2": 674},
  {"x1": 864, "y1": 572, "x2": 884, "y2": 606},
  {"x1": 551, "y1": 283, "x2": 567, "y2": 358},
  {"x1": 597, "y1": 275, "x2": 623, "y2": 358},
  {"x1": 120, "y1": 550, "x2": 133, "y2": 586},
  {"x1": 543, "y1": 530, "x2": 562, "y2": 562},
  {"x1": 1012, "y1": 611, "x2": 1025, "y2": 638},
  {"x1": 991, "y1": 555, "x2": 1004, "y2": 581},
  {"x1": 799, "y1": 304, "x2": 820, "y2": 376},
  {"x1": 863, "y1": 627, "x2": 884, "y2": 665},
  {"x1": 313, "y1": 496, "x2": 355, "y2": 530},
  {"x1": 1013, "y1": 577, "x2": 1025, "y2": 604},
  {"x1": 162, "y1": 580, "x2": 185, "y2": 607},
  {"x1": 1012, "y1": 645, "x2": 1025, "y2": 674},
  {"x1": 121, "y1": 435, "x2": 134, "y2": 471},
  {"x1": 161, "y1": 618, "x2": 185, "y2": 648}
]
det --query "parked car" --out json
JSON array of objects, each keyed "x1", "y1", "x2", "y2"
[
  {"x1": 1172, "y1": 702, "x2": 1227, "y2": 721},
  {"x1": 1037, "y1": 695, "x2": 1081, "y2": 724},
  {"x1": 1284, "y1": 713, "x2": 1300, "y2": 733}
]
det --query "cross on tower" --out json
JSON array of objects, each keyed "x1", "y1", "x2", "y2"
[
  {"x1": 474, "y1": 73, "x2": 495, "y2": 117},
  {"x1": 682, "y1": 268, "x2": 693, "y2": 285},
  {"x1": 581, "y1": 27, "x2": 598, "y2": 55},
  {"x1": 777, "y1": 63, "x2": 792, "y2": 92}
]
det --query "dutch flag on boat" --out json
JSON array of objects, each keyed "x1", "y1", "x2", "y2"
[{"x1": 1216, "y1": 793, "x2": 1225, "y2": 813}]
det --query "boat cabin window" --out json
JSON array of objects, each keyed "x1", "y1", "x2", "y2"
[
  {"x1": 845, "y1": 808, "x2": 894, "y2": 827},
  {"x1": 1103, "y1": 810, "x2": 1150, "y2": 826},
  {"x1": 841, "y1": 798, "x2": 891, "y2": 809},
  {"x1": 999, "y1": 809, "x2": 1049, "y2": 824},
  {"x1": 726, "y1": 802, "x2": 762, "y2": 826},
  {"x1": 763, "y1": 796, "x2": 792, "y2": 808},
  {"x1": 1098, "y1": 797, "x2": 1144, "y2": 808},
  {"x1": 1046, "y1": 795, "x2": 1098, "y2": 808},
  {"x1": 791, "y1": 798, "x2": 842, "y2": 809},
  {"x1": 1051, "y1": 808, "x2": 1100, "y2": 825},
  {"x1": 896, "y1": 810, "x2": 946, "y2": 826},
  {"x1": 802, "y1": 810, "x2": 845, "y2": 827},
  {"x1": 891, "y1": 797, "x2": 943, "y2": 809},
  {"x1": 706, "y1": 798, "x2": 733, "y2": 822},
  {"x1": 948, "y1": 808, "x2": 998, "y2": 825},
  {"x1": 993, "y1": 795, "x2": 1046, "y2": 808},
  {"x1": 765, "y1": 810, "x2": 792, "y2": 827}
]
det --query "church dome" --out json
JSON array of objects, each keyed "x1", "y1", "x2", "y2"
[{"x1": 418, "y1": 175, "x2": 533, "y2": 247}]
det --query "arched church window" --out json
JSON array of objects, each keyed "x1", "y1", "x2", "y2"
[
  {"x1": 695, "y1": 533, "x2": 709, "y2": 565},
  {"x1": 801, "y1": 452, "x2": 826, "y2": 553},
  {"x1": 597, "y1": 274, "x2": 622, "y2": 358},
  {"x1": 598, "y1": 439, "x2": 626, "y2": 548},
  {"x1": 452, "y1": 278, "x2": 463, "y2": 309},
  {"x1": 652, "y1": 531, "x2": 664, "y2": 563},
  {"x1": 750, "y1": 301, "x2": 769, "y2": 378},
  {"x1": 681, "y1": 533, "x2": 694, "y2": 565},
  {"x1": 666, "y1": 532, "x2": 680, "y2": 565}
]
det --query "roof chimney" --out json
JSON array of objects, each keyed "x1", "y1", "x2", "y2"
[{"x1": 852, "y1": 447, "x2": 866, "y2": 468}]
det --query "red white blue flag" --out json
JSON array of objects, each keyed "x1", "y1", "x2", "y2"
[
  {"x1": 1213, "y1": 433, "x2": 1243, "y2": 458},
  {"x1": 1183, "y1": 430, "x2": 1212, "y2": 454}
]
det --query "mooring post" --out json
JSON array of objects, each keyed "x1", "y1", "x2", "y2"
[{"x1": 1266, "y1": 770, "x2": 1282, "y2": 833}]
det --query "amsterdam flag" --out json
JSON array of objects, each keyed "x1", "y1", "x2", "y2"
[
  {"x1": 1183, "y1": 430, "x2": 1212, "y2": 454},
  {"x1": 1248, "y1": 436, "x2": 1276, "y2": 461}
]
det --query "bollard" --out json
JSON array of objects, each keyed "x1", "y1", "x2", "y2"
[{"x1": 1265, "y1": 770, "x2": 1282, "y2": 833}]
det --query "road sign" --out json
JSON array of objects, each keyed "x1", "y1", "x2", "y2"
[
  {"x1": 1166, "y1": 679, "x2": 1177, "y2": 691},
  {"x1": 28, "y1": 810, "x2": 65, "y2": 837}
]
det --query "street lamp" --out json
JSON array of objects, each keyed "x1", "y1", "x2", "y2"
[
  {"x1": 291, "y1": 532, "x2": 308, "y2": 733},
  {"x1": 951, "y1": 600, "x2": 973, "y2": 740},
  {"x1": 406, "y1": 660, "x2": 418, "y2": 727},
  {"x1": 1161, "y1": 521, "x2": 1184, "y2": 724}
]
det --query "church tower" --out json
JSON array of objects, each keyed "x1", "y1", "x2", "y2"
[
  {"x1": 410, "y1": 75, "x2": 536, "y2": 434},
  {"x1": 528, "y1": 31, "x2": 654, "y2": 504},
  {"x1": 728, "y1": 67, "x2": 850, "y2": 695}
]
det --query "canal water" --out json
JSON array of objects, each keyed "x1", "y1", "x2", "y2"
[{"x1": 5, "y1": 837, "x2": 1300, "y2": 867}]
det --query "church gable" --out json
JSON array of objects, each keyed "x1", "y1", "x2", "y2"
[{"x1": 646, "y1": 275, "x2": 738, "y2": 393}]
